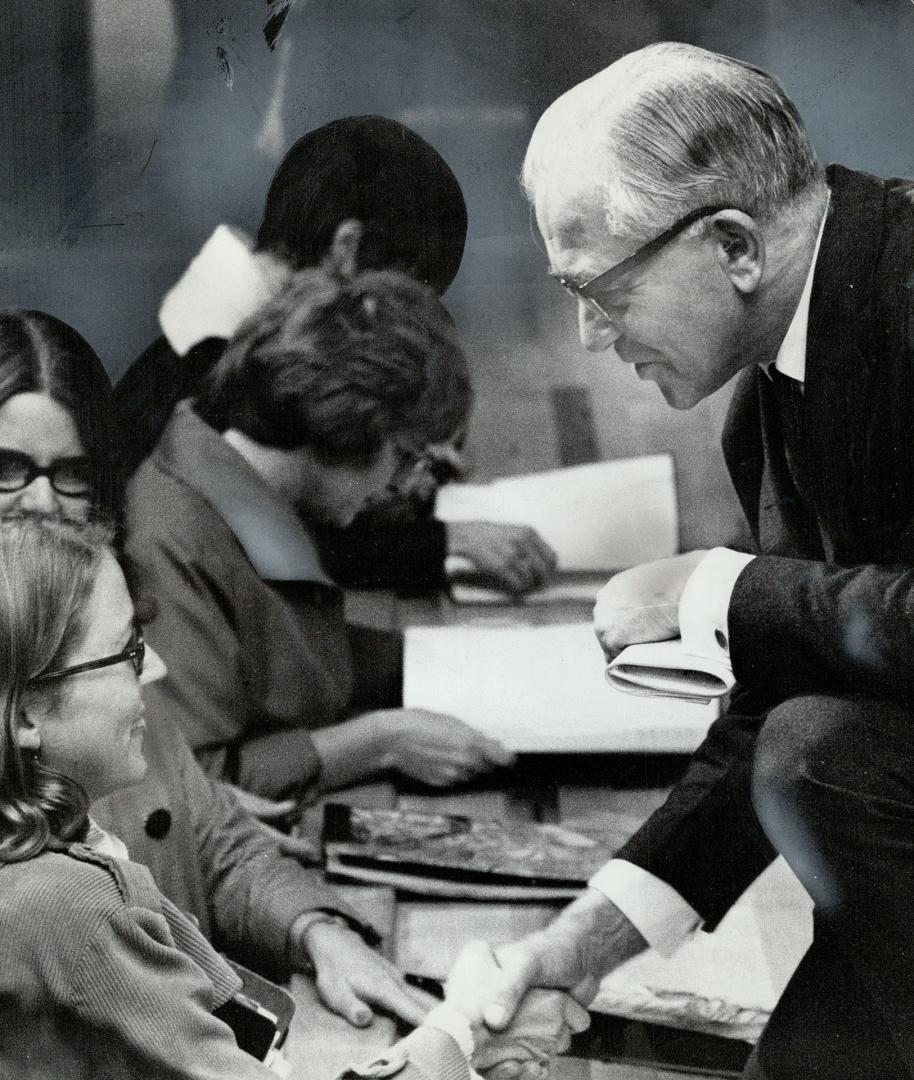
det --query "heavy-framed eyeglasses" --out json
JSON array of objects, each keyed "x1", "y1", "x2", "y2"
[
  {"x1": 29, "y1": 626, "x2": 145, "y2": 685},
  {"x1": 554, "y1": 204, "x2": 731, "y2": 319},
  {"x1": 0, "y1": 450, "x2": 94, "y2": 497}
]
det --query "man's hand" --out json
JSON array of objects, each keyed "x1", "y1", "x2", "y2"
[
  {"x1": 296, "y1": 919, "x2": 437, "y2": 1027},
  {"x1": 593, "y1": 551, "x2": 707, "y2": 660},
  {"x1": 445, "y1": 941, "x2": 589, "y2": 1077},
  {"x1": 446, "y1": 521, "x2": 558, "y2": 596},
  {"x1": 483, "y1": 890, "x2": 647, "y2": 1034},
  {"x1": 370, "y1": 708, "x2": 516, "y2": 787}
]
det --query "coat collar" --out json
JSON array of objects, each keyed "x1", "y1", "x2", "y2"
[{"x1": 155, "y1": 401, "x2": 335, "y2": 587}]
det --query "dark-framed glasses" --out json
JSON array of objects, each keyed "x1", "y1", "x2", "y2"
[
  {"x1": 0, "y1": 450, "x2": 94, "y2": 497},
  {"x1": 29, "y1": 627, "x2": 145, "y2": 686},
  {"x1": 554, "y1": 204, "x2": 731, "y2": 319}
]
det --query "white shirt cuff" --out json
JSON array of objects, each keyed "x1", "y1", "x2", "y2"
[
  {"x1": 678, "y1": 547, "x2": 755, "y2": 660},
  {"x1": 588, "y1": 859, "x2": 701, "y2": 957}
]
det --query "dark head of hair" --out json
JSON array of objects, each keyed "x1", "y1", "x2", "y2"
[
  {"x1": 256, "y1": 116, "x2": 468, "y2": 296},
  {"x1": 0, "y1": 311, "x2": 118, "y2": 519},
  {"x1": 0, "y1": 516, "x2": 114, "y2": 862},
  {"x1": 195, "y1": 268, "x2": 472, "y2": 464}
]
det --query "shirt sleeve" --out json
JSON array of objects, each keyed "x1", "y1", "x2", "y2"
[
  {"x1": 177, "y1": 729, "x2": 380, "y2": 979},
  {"x1": 679, "y1": 547, "x2": 756, "y2": 660},
  {"x1": 74, "y1": 904, "x2": 274, "y2": 1080},
  {"x1": 588, "y1": 859, "x2": 701, "y2": 957}
]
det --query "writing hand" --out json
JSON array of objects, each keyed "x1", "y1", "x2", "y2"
[
  {"x1": 593, "y1": 551, "x2": 707, "y2": 661},
  {"x1": 446, "y1": 521, "x2": 558, "y2": 596}
]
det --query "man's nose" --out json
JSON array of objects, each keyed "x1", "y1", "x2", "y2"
[
  {"x1": 578, "y1": 301, "x2": 621, "y2": 352},
  {"x1": 17, "y1": 477, "x2": 62, "y2": 516}
]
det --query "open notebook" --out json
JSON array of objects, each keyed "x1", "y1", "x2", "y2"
[
  {"x1": 437, "y1": 455, "x2": 678, "y2": 604},
  {"x1": 403, "y1": 622, "x2": 719, "y2": 753}
]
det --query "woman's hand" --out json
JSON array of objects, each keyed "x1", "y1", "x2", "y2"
[
  {"x1": 445, "y1": 941, "x2": 590, "y2": 1077},
  {"x1": 295, "y1": 918, "x2": 437, "y2": 1027},
  {"x1": 369, "y1": 708, "x2": 516, "y2": 786},
  {"x1": 446, "y1": 522, "x2": 558, "y2": 596}
]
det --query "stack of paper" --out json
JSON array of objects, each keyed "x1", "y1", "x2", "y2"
[
  {"x1": 437, "y1": 455, "x2": 678, "y2": 604},
  {"x1": 403, "y1": 622, "x2": 718, "y2": 753}
]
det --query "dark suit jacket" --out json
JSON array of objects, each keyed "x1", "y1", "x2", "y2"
[{"x1": 618, "y1": 165, "x2": 914, "y2": 926}]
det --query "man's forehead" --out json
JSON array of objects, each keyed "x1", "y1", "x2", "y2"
[{"x1": 534, "y1": 183, "x2": 627, "y2": 272}]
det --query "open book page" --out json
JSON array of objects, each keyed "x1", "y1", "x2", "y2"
[
  {"x1": 606, "y1": 638, "x2": 735, "y2": 704},
  {"x1": 436, "y1": 456, "x2": 678, "y2": 590},
  {"x1": 403, "y1": 622, "x2": 719, "y2": 753}
]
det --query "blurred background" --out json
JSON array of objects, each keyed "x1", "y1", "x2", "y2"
[{"x1": 3, "y1": 0, "x2": 914, "y2": 549}]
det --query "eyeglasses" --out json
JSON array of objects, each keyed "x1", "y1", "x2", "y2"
[
  {"x1": 553, "y1": 204, "x2": 731, "y2": 320},
  {"x1": 0, "y1": 450, "x2": 94, "y2": 497},
  {"x1": 29, "y1": 627, "x2": 145, "y2": 685}
]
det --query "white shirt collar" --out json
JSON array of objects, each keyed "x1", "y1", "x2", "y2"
[
  {"x1": 769, "y1": 191, "x2": 830, "y2": 383},
  {"x1": 85, "y1": 818, "x2": 130, "y2": 861}
]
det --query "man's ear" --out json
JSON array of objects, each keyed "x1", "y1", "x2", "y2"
[
  {"x1": 709, "y1": 210, "x2": 764, "y2": 295},
  {"x1": 324, "y1": 219, "x2": 363, "y2": 279},
  {"x1": 15, "y1": 710, "x2": 41, "y2": 753}
]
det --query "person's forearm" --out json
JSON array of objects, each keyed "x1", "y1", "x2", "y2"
[
  {"x1": 530, "y1": 888, "x2": 648, "y2": 984},
  {"x1": 310, "y1": 714, "x2": 389, "y2": 790}
]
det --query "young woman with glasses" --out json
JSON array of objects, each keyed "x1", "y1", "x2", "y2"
[
  {"x1": 0, "y1": 515, "x2": 579, "y2": 1077},
  {"x1": 0, "y1": 310, "x2": 118, "y2": 523},
  {"x1": 125, "y1": 268, "x2": 516, "y2": 802}
]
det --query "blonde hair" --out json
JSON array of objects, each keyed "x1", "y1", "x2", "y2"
[
  {"x1": 523, "y1": 42, "x2": 826, "y2": 240},
  {"x1": 0, "y1": 516, "x2": 112, "y2": 862}
]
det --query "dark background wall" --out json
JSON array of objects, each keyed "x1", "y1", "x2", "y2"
[{"x1": 3, "y1": 0, "x2": 914, "y2": 549}]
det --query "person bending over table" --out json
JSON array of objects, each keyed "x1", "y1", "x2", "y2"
[
  {"x1": 125, "y1": 268, "x2": 515, "y2": 801},
  {"x1": 0, "y1": 307, "x2": 444, "y2": 1026},
  {"x1": 458, "y1": 43, "x2": 914, "y2": 1079},
  {"x1": 0, "y1": 516, "x2": 586, "y2": 1078},
  {"x1": 114, "y1": 115, "x2": 556, "y2": 598}
]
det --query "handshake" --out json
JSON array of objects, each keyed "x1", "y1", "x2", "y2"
[{"x1": 439, "y1": 940, "x2": 596, "y2": 1079}]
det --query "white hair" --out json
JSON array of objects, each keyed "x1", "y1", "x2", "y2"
[{"x1": 522, "y1": 42, "x2": 826, "y2": 240}]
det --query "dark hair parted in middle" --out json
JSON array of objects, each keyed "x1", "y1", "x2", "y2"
[
  {"x1": 195, "y1": 268, "x2": 472, "y2": 463},
  {"x1": 0, "y1": 310, "x2": 117, "y2": 519}
]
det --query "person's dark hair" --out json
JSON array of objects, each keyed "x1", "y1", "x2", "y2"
[
  {"x1": 0, "y1": 311, "x2": 117, "y2": 519},
  {"x1": 195, "y1": 268, "x2": 472, "y2": 463},
  {"x1": 0, "y1": 516, "x2": 113, "y2": 862},
  {"x1": 256, "y1": 116, "x2": 468, "y2": 296}
]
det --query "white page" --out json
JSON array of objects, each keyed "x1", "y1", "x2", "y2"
[
  {"x1": 435, "y1": 455, "x2": 678, "y2": 572},
  {"x1": 403, "y1": 622, "x2": 717, "y2": 753}
]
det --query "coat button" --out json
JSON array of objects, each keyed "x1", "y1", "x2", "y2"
[
  {"x1": 145, "y1": 808, "x2": 172, "y2": 839},
  {"x1": 714, "y1": 628, "x2": 729, "y2": 652}
]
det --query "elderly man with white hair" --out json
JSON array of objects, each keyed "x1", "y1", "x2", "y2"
[{"x1": 467, "y1": 42, "x2": 914, "y2": 1078}]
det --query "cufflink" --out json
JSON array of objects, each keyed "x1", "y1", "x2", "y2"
[{"x1": 340, "y1": 1052, "x2": 408, "y2": 1079}]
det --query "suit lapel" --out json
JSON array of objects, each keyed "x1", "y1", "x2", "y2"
[{"x1": 801, "y1": 165, "x2": 885, "y2": 558}]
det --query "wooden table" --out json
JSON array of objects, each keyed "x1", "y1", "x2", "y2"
[{"x1": 281, "y1": 591, "x2": 742, "y2": 1080}]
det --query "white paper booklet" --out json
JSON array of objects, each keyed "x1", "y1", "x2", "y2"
[
  {"x1": 606, "y1": 639, "x2": 735, "y2": 705},
  {"x1": 403, "y1": 622, "x2": 718, "y2": 753},
  {"x1": 436, "y1": 455, "x2": 678, "y2": 604}
]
